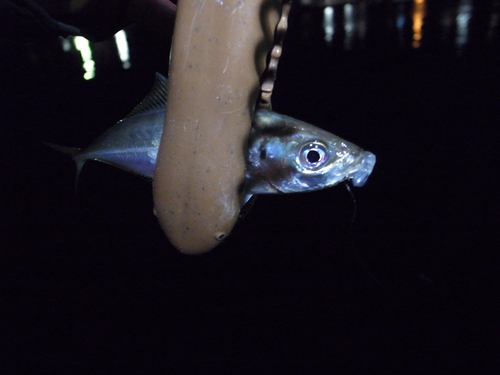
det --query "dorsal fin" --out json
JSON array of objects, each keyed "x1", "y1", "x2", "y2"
[{"x1": 122, "y1": 72, "x2": 168, "y2": 119}]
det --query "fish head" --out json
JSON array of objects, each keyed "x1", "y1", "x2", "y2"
[{"x1": 246, "y1": 109, "x2": 376, "y2": 194}]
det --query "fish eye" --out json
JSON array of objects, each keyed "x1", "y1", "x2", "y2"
[
  {"x1": 306, "y1": 150, "x2": 321, "y2": 163},
  {"x1": 299, "y1": 141, "x2": 328, "y2": 169}
]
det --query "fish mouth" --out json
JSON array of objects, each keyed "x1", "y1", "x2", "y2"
[{"x1": 350, "y1": 151, "x2": 376, "y2": 187}]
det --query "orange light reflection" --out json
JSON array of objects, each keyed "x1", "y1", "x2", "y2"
[{"x1": 412, "y1": 0, "x2": 426, "y2": 48}]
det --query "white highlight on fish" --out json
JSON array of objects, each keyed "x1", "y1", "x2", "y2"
[{"x1": 45, "y1": 73, "x2": 376, "y2": 203}]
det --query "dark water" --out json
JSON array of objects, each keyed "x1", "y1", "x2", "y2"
[{"x1": 2, "y1": 1, "x2": 499, "y2": 372}]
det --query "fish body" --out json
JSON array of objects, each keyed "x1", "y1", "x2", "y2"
[
  {"x1": 47, "y1": 73, "x2": 375, "y2": 202},
  {"x1": 72, "y1": 109, "x2": 163, "y2": 179}
]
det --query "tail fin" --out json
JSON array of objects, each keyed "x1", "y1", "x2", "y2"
[
  {"x1": 43, "y1": 141, "x2": 81, "y2": 158},
  {"x1": 43, "y1": 141, "x2": 85, "y2": 190}
]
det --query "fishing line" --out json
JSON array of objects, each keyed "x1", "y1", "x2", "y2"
[
  {"x1": 344, "y1": 181, "x2": 382, "y2": 287},
  {"x1": 345, "y1": 181, "x2": 357, "y2": 225}
]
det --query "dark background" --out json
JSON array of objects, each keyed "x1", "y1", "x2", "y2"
[{"x1": 2, "y1": 0, "x2": 499, "y2": 373}]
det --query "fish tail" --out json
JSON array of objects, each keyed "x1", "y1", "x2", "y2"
[
  {"x1": 42, "y1": 141, "x2": 81, "y2": 158},
  {"x1": 43, "y1": 141, "x2": 85, "y2": 191}
]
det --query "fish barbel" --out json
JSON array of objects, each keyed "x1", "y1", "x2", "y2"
[{"x1": 46, "y1": 73, "x2": 375, "y2": 203}]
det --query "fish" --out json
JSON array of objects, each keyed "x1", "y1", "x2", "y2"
[
  {"x1": 247, "y1": 109, "x2": 376, "y2": 194},
  {"x1": 45, "y1": 73, "x2": 376, "y2": 204}
]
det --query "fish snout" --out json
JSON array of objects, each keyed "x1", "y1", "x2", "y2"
[{"x1": 351, "y1": 151, "x2": 376, "y2": 187}]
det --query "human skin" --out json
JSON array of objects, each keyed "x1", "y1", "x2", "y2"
[{"x1": 153, "y1": 0, "x2": 280, "y2": 254}]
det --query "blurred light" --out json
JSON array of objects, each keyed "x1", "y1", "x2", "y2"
[
  {"x1": 114, "y1": 30, "x2": 131, "y2": 69},
  {"x1": 440, "y1": 8, "x2": 454, "y2": 43},
  {"x1": 396, "y1": 4, "x2": 407, "y2": 46},
  {"x1": 344, "y1": 4, "x2": 354, "y2": 49},
  {"x1": 83, "y1": 60, "x2": 95, "y2": 80},
  {"x1": 60, "y1": 37, "x2": 72, "y2": 52},
  {"x1": 456, "y1": 0, "x2": 472, "y2": 50},
  {"x1": 323, "y1": 6, "x2": 334, "y2": 43},
  {"x1": 74, "y1": 36, "x2": 95, "y2": 80},
  {"x1": 412, "y1": 0, "x2": 426, "y2": 48},
  {"x1": 396, "y1": 11, "x2": 405, "y2": 31},
  {"x1": 488, "y1": 12, "x2": 499, "y2": 42},
  {"x1": 356, "y1": 2, "x2": 367, "y2": 46}
]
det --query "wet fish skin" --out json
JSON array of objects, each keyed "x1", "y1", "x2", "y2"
[
  {"x1": 46, "y1": 73, "x2": 167, "y2": 182},
  {"x1": 246, "y1": 109, "x2": 376, "y2": 194},
  {"x1": 73, "y1": 109, "x2": 163, "y2": 179},
  {"x1": 46, "y1": 73, "x2": 375, "y2": 200}
]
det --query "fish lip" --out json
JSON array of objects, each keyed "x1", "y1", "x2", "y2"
[{"x1": 350, "y1": 151, "x2": 376, "y2": 187}]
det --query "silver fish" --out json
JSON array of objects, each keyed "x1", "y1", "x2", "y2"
[
  {"x1": 248, "y1": 109, "x2": 376, "y2": 194},
  {"x1": 46, "y1": 73, "x2": 375, "y2": 203}
]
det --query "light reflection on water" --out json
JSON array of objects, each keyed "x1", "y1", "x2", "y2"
[
  {"x1": 73, "y1": 36, "x2": 95, "y2": 80},
  {"x1": 61, "y1": 30, "x2": 130, "y2": 80},
  {"x1": 455, "y1": 0, "x2": 472, "y2": 49},
  {"x1": 2, "y1": 0, "x2": 498, "y2": 81},
  {"x1": 308, "y1": 0, "x2": 497, "y2": 53},
  {"x1": 52, "y1": 0, "x2": 498, "y2": 80},
  {"x1": 412, "y1": 0, "x2": 425, "y2": 48}
]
